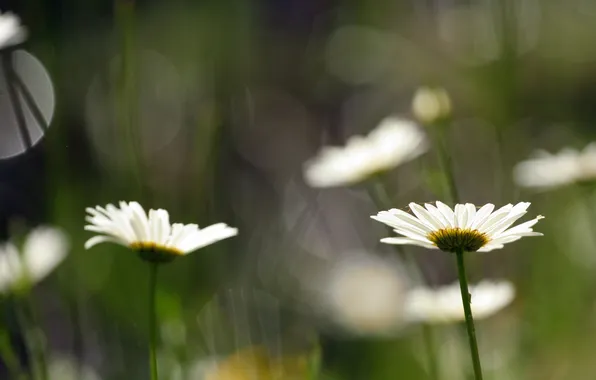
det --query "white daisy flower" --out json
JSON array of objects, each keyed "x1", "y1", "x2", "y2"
[
  {"x1": 0, "y1": 12, "x2": 26, "y2": 48},
  {"x1": 85, "y1": 201, "x2": 238, "y2": 262},
  {"x1": 513, "y1": 143, "x2": 596, "y2": 189},
  {"x1": 0, "y1": 227, "x2": 69, "y2": 293},
  {"x1": 304, "y1": 117, "x2": 428, "y2": 187},
  {"x1": 404, "y1": 281, "x2": 515, "y2": 323},
  {"x1": 372, "y1": 201, "x2": 543, "y2": 252}
]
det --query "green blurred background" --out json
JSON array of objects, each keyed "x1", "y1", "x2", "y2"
[{"x1": 2, "y1": 0, "x2": 596, "y2": 379}]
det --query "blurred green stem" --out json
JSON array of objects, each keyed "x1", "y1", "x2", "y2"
[
  {"x1": 116, "y1": 0, "x2": 148, "y2": 202},
  {"x1": 455, "y1": 249, "x2": 483, "y2": 380},
  {"x1": 148, "y1": 263, "x2": 159, "y2": 380},
  {"x1": 308, "y1": 342, "x2": 322, "y2": 380},
  {"x1": 0, "y1": 325, "x2": 25, "y2": 379},
  {"x1": 433, "y1": 126, "x2": 459, "y2": 204},
  {"x1": 15, "y1": 294, "x2": 48, "y2": 380},
  {"x1": 68, "y1": 293, "x2": 84, "y2": 380},
  {"x1": 368, "y1": 179, "x2": 394, "y2": 210},
  {"x1": 422, "y1": 324, "x2": 440, "y2": 380}
]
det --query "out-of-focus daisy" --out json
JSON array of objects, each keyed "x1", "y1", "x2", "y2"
[
  {"x1": 372, "y1": 201, "x2": 543, "y2": 252},
  {"x1": 304, "y1": 117, "x2": 427, "y2": 187},
  {"x1": 405, "y1": 281, "x2": 515, "y2": 324},
  {"x1": 321, "y1": 254, "x2": 407, "y2": 335},
  {"x1": 0, "y1": 226, "x2": 69, "y2": 293},
  {"x1": 48, "y1": 355, "x2": 102, "y2": 380},
  {"x1": 198, "y1": 346, "x2": 311, "y2": 380},
  {"x1": 0, "y1": 12, "x2": 26, "y2": 48},
  {"x1": 513, "y1": 144, "x2": 596, "y2": 189},
  {"x1": 412, "y1": 86, "x2": 452, "y2": 124},
  {"x1": 85, "y1": 201, "x2": 237, "y2": 262},
  {"x1": 196, "y1": 288, "x2": 320, "y2": 380}
]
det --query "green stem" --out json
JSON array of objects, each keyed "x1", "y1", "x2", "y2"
[
  {"x1": 422, "y1": 324, "x2": 440, "y2": 380},
  {"x1": 369, "y1": 179, "x2": 394, "y2": 209},
  {"x1": 433, "y1": 127, "x2": 459, "y2": 204},
  {"x1": 68, "y1": 293, "x2": 84, "y2": 380},
  {"x1": 28, "y1": 302, "x2": 48, "y2": 380},
  {"x1": 115, "y1": 0, "x2": 149, "y2": 202},
  {"x1": 13, "y1": 292, "x2": 49, "y2": 380},
  {"x1": 455, "y1": 249, "x2": 483, "y2": 380},
  {"x1": 148, "y1": 263, "x2": 159, "y2": 380},
  {"x1": 0, "y1": 325, "x2": 25, "y2": 379}
]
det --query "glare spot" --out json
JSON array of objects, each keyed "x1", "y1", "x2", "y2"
[{"x1": 0, "y1": 50, "x2": 54, "y2": 159}]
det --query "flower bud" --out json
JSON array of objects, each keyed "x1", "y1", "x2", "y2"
[{"x1": 412, "y1": 86, "x2": 452, "y2": 124}]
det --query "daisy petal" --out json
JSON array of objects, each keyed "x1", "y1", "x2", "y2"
[{"x1": 380, "y1": 237, "x2": 436, "y2": 249}]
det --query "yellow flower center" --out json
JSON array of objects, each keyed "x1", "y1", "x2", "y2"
[
  {"x1": 427, "y1": 228, "x2": 489, "y2": 252},
  {"x1": 130, "y1": 242, "x2": 183, "y2": 263}
]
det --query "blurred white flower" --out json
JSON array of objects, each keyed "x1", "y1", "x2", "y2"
[
  {"x1": 0, "y1": 12, "x2": 26, "y2": 48},
  {"x1": 405, "y1": 281, "x2": 515, "y2": 323},
  {"x1": 513, "y1": 144, "x2": 596, "y2": 189},
  {"x1": 85, "y1": 201, "x2": 237, "y2": 262},
  {"x1": 48, "y1": 356, "x2": 101, "y2": 380},
  {"x1": 322, "y1": 255, "x2": 407, "y2": 335},
  {"x1": 372, "y1": 201, "x2": 543, "y2": 252},
  {"x1": 0, "y1": 227, "x2": 69, "y2": 293},
  {"x1": 412, "y1": 87, "x2": 452, "y2": 124},
  {"x1": 304, "y1": 118, "x2": 427, "y2": 187},
  {"x1": 194, "y1": 346, "x2": 312, "y2": 380}
]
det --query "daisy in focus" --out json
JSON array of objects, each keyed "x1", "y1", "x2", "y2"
[
  {"x1": 404, "y1": 281, "x2": 515, "y2": 324},
  {"x1": 304, "y1": 117, "x2": 427, "y2": 188},
  {"x1": 513, "y1": 143, "x2": 596, "y2": 190},
  {"x1": 0, "y1": 12, "x2": 26, "y2": 48},
  {"x1": 85, "y1": 201, "x2": 238, "y2": 262},
  {"x1": 372, "y1": 201, "x2": 543, "y2": 252},
  {"x1": 0, "y1": 226, "x2": 69, "y2": 293}
]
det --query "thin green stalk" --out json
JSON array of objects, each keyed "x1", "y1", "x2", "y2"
[
  {"x1": 0, "y1": 325, "x2": 25, "y2": 379},
  {"x1": 493, "y1": 126, "x2": 509, "y2": 203},
  {"x1": 15, "y1": 295, "x2": 48, "y2": 380},
  {"x1": 422, "y1": 324, "x2": 440, "y2": 380},
  {"x1": 68, "y1": 294, "x2": 84, "y2": 380},
  {"x1": 434, "y1": 128, "x2": 459, "y2": 204},
  {"x1": 455, "y1": 249, "x2": 483, "y2": 380},
  {"x1": 308, "y1": 342, "x2": 322, "y2": 380},
  {"x1": 115, "y1": 0, "x2": 149, "y2": 203},
  {"x1": 148, "y1": 263, "x2": 159, "y2": 380},
  {"x1": 369, "y1": 179, "x2": 394, "y2": 209}
]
